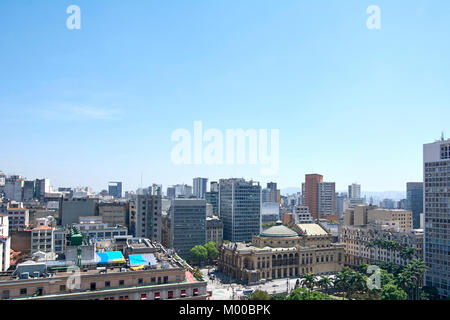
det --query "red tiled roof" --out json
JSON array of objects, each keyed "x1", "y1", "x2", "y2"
[
  {"x1": 7, "y1": 208, "x2": 27, "y2": 211},
  {"x1": 33, "y1": 225, "x2": 53, "y2": 231}
]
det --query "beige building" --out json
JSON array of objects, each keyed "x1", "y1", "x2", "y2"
[
  {"x1": 340, "y1": 222, "x2": 423, "y2": 268},
  {"x1": 218, "y1": 221, "x2": 344, "y2": 284},
  {"x1": 31, "y1": 225, "x2": 54, "y2": 254},
  {"x1": 343, "y1": 205, "x2": 412, "y2": 231}
]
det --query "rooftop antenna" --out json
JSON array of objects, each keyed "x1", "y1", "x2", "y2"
[{"x1": 441, "y1": 132, "x2": 445, "y2": 141}]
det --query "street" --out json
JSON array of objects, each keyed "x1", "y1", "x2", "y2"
[{"x1": 200, "y1": 267, "x2": 336, "y2": 300}]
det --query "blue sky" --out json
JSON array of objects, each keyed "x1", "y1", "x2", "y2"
[{"x1": 1, "y1": 0, "x2": 449, "y2": 193}]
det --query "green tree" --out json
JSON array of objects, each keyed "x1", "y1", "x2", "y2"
[
  {"x1": 190, "y1": 245, "x2": 208, "y2": 265},
  {"x1": 398, "y1": 259, "x2": 427, "y2": 300},
  {"x1": 334, "y1": 267, "x2": 354, "y2": 299},
  {"x1": 381, "y1": 283, "x2": 407, "y2": 300},
  {"x1": 300, "y1": 273, "x2": 317, "y2": 291},
  {"x1": 270, "y1": 293, "x2": 287, "y2": 300},
  {"x1": 317, "y1": 276, "x2": 332, "y2": 294},
  {"x1": 287, "y1": 287, "x2": 335, "y2": 300},
  {"x1": 248, "y1": 290, "x2": 271, "y2": 300},
  {"x1": 204, "y1": 241, "x2": 219, "y2": 262}
]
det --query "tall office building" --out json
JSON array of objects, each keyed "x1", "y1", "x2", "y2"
[
  {"x1": 348, "y1": 183, "x2": 361, "y2": 199},
  {"x1": 170, "y1": 199, "x2": 206, "y2": 259},
  {"x1": 210, "y1": 181, "x2": 219, "y2": 193},
  {"x1": 424, "y1": 138, "x2": 450, "y2": 297},
  {"x1": 193, "y1": 178, "x2": 208, "y2": 199},
  {"x1": 4, "y1": 176, "x2": 24, "y2": 202},
  {"x1": 174, "y1": 184, "x2": 192, "y2": 198},
  {"x1": 406, "y1": 182, "x2": 424, "y2": 229},
  {"x1": 136, "y1": 193, "x2": 162, "y2": 243},
  {"x1": 261, "y1": 188, "x2": 271, "y2": 203},
  {"x1": 267, "y1": 182, "x2": 280, "y2": 203},
  {"x1": 166, "y1": 187, "x2": 176, "y2": 199},
  {"x1": 35, "y1": 179, "x2": 51, "y2": 201},
  {"x1": 219, "y1": 178, "x2": 261, "y2": 242},
  {"x1": 318, "y1": 182, "x2": 336, "y2": 216},
  {"x1": 205, "y1": 191, "x2": 219, "y2": 216},
  {"x1": 108, "y1": 182, "x2": 123, "y2": 198},
  {"x1": 23, "y1": 180, "x2": 36, "y2": 201},
  {"x1": 303, "y1": 174, "x2": 323, "y2": 219}
]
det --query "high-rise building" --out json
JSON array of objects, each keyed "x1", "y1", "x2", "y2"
[
  {"x1": 23, "y1": 180, "x2": 36, "y2": 201},
  {"x1": 261, "y1": 188, "x2": 271, "y2": 203},
  {"x1": 303, "y1": 174, "x2": 323, "y2": 219},
  {"x1": 193, "y1": 178, "x2": 208, "y2": 199},
  {"x1": 423, "y1": 138, "x2": 450, "y2": 297},
  {"x1": 166, "y1": 187, "x2": 176, "y2": 199},
  {"x1": 4, "y1": 176, "x2": 24, "y2": 202},
  {"x1": 136, "y1": 194, "x2": 162, "y2": 243},
  {"x1": 108, "y1": 182, "x2": 123, "y2": 198},
  {"x1": 174, "y1": 184, "x2": 192, "y2": 198},
  {"x1": 406, "y1": 182, "x2": 424, "y2": 229},
  {"x1": 219, "y1": 178, "x2": 261, "y2": 242},
  {"x1": 318, "y1": 182, "x2": 336, "y2": 216},
  {"x1": 205, "y1": 191, "x2": 219, "y2": 216},
  {"x1": 169, "y1": 199, "x2": 206, "y2": 259},
  {"x1": 0, "y1": 213, "x2": 10, "y2": 271},
  {"x1": 348, "y1": 183, "x2": 361, "y2": 199},
  {"x1": 35, "y1": 179, "x2": 51, "y2": 201},
  {"x1": 210, "y1": 181, "x2": 219, "y2": 193},
  {"x1": 267, "y1": 182, "x2": 280, "y2": 203}
]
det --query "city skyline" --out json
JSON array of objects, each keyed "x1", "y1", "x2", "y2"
[{"x1": 2, "y1": 1, "x2": 450, "y2": 192}]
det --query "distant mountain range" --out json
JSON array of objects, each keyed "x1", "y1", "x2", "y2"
[{"x1": 281, "y1": 188, "x2": 406, "y2": 201}]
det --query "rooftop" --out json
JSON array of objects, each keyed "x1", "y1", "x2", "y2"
[{"x1": 260, "y1": 221, "x2": 298, "y2": 238}]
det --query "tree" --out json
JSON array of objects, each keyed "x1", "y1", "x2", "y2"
[
  {"x1": 334, "y1": 267, "x2": 354, "y2": 299},
  {"x1": 300, "y1": 273, "x2": 317, "y2": 291},
  {"x1": 204, "y1": 241, "x2": 219, "y2": 262},
  {"x1": 317, "y1": 276, "x2": 332, "y2": 294},
  {"x1": 287, "y1": 287, "x2": 335, "y2": 300},
  {"x1": 381, "y1": 283, "x2": 407, "y2": 300},
  {"x1": 421, "y1": 286, "x2": 440, "y2": 301},
  {"x1": 248, "y1": 290, "x2": 271, "y2": 300},
  {"x1": 270, "y1": 293, "x2": 287, "y2": 300},
  {"x1": 190, "y1": 245, "x2": 208, "y2": 265}
]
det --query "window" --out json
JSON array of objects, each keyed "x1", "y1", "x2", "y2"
[
  {"x1": 141, "y1": 293, "x2": 147, "y2": 300},
  {"x1": 60, "y1": 285, "x2": 66, "y2": 292},
  {"x1": 168, "y1": 291, "x2": 173, "y2": 299},
  {"x1": 119, "y1": 280, "x2": 125, "y2": 286},
  {"x1": 138, "y1": 278, "x2": 143, "y2": 285},
  {"x1": 154, "y1": 292, "x2": 160, "y2": 300},
  {"x1": 2, "y1": 290, "x2": 9, "y2": 299},
  {"x1": 193, "y1": 288, "x2": 199, "y2": 296},
  {"x1": 90, "y1": 282, "x2": 96, "y2": 291},
  {"x1": 105, "y1": 281, "x2": 111, "y2": 287},
  {"x1": 181, "y1": 289, "x2": 186, "y2": 297},
  {"x1": 20, "y1": 288, "x2": 27, "y2": 295}
]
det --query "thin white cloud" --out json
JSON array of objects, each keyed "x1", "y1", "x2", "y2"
[{"x1": 68, "y1": 106, "x2": 120, "y2": 120}]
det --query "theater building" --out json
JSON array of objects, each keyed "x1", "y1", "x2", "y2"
[{"x1": 218, "y1": 221, "x2": 344, "y2": 284}]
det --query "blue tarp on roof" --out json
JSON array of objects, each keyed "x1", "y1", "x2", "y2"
[
  {"x1": 95, "y1": 251, "x2": 125, "y2": 265},
  {"x1": 128, "y1": 254, "x2": 157, "y2": 267}
]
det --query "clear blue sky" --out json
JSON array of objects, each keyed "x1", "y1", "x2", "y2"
[{"x1": 1, "y1": 0, "x2": 449, "y2": 193}]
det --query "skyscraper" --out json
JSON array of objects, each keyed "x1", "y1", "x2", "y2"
[
  {"x1": 424, "y1": 138, "x2": 450, "y2": 297},
  {"x1": 219, "y1": 178, "x2": 261, "y2": 242},
  {"x1": 406, "y1": 182, "x2": 424, "y2": 229},
  {"x1": 193, "y1": 177, "x2": 208, "y2": 199},
  {"x1": 303, "y1": 174, "x2": 323, "y2": 219},
  {"x1": 136, "y1": 192, "x2": 162, "y2": 242},
  {"x1": 318, "y1": 182, "x2": 336, "y2": 216},
  {"x1": 108, "y1": 181, "x2": 123, "y2": 198},
  {"x1": 170, "y1": 199, "x2": 206, "y2": 259},
  {"x1": 348, "y1": 183, "x2": 361, "y2": 199},
  {"x1": 267, "y1": 182, "x2": 280, "y2": 203}
]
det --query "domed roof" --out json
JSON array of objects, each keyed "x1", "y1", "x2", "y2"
[{"x1": 260, "y1": 221, "x2": 298, "y2": 238}]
